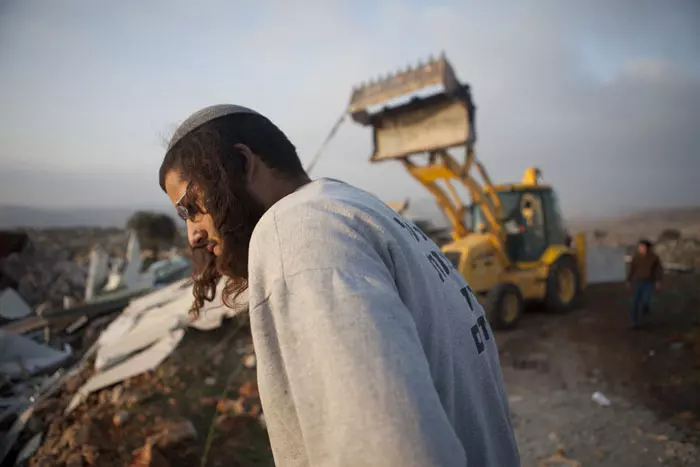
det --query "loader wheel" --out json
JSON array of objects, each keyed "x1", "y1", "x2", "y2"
[
  {"x1": 485, "y1": 283, "x2": 524, "y2": 330},
  {"x1": 545, "y1": 255, "x2": 580, "y2": 313}
]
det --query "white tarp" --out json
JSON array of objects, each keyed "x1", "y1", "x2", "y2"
[
  {"x1": 0, "y1": 289, "x2": 33, "y2": 321},
  {"x1": 586, "y1": 244, "x2": 627, "y2": 284},
  {"x1": 0, "y1": 330, "x2": 71, "y2": 378},
  {"x1": 66, "y1": 277, "x2": 246, "y2": 413}
]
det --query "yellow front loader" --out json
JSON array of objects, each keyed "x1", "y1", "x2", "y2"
[{"x1": 348, "y1": 54, "x2": 587, "y2": 329}]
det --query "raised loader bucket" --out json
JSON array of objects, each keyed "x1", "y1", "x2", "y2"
[{"x1": 347, "y1": 54, "x2": 476, "y2": 162}]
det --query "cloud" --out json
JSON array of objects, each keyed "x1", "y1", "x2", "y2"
[
  {"x1": 287, "y1": 1, "x2": 700, "y2": 216},
  {"x1": 0, "y1": 0, "x2": 698, "y2": 217}
]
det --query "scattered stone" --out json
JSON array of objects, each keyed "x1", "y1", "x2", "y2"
[
  {"x1": 591, "y1": 391, "x2": 612, "y2": 407},
  {"x1": 81, "y1": 444, "x2": 100, "y2": 465},
  {"x1": 200, "y1": 396, "x2": 218, "y2": 407},
  {"x1": 123, "y1": 390, "x2": 149, "y2": 408},
  {"x1": 110, "y1": 385, "x2": 124, "y2": 405},
  {"x1": 65, "y1": 453, "x2": 85, "y2": 467},
  {"x1": 537, "y1": 448, "x2": 581, "y2": 467},
  {"x1": 216, "y1": 398, "x2": 239, "y2": 414},
  {"x1": 150, "y1": 418, "x2": 197, "y2": 449},
  {"x1": 204, "y1": 376, "x2": 217, "y2": 386},
  {"x1": 130, "y1": 443, "x2": 170, "y2": 467},
  {"x1": 664, "y1": 440, "x2": 698, "y2": 464},
  {"x1": 113, "y1": 410, "x2": 130, "y2": 426},
  {"x1": 239, "y1": 380, "x2": 259, "y2": 399},
  {"x1": 241, "y1": 354, "x2": 257, "y2": 369}
]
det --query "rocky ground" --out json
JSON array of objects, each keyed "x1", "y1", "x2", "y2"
[
  {"x1": 4, "y1": 222, "x2": 698, "y2": 466},
  {"x1": 23, "y1": 316, "x2": 271, "y2": 467},
  {"x1": 503, "y1": 273, "x2": 700, "y2": 467},
  {"x1": 12, "y1": 272, "x2": 697, "y2": 467}
]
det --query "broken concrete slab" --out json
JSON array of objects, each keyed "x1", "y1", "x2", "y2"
[
  {"x1": 0, "y1": 330, "x2": 71, "y2": 378},
  {"x1": 0, "y1": 289, "x2": 33, "y2": 321},
  {"x1": 103, "y1": 230, "x2": 144, "y2": 293},
  {"x1": 84, "y1": 246, "x2": 109, "y2": 302}
]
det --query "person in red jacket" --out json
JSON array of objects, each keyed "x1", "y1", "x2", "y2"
[{"x1": 627, "y1": 239, "x2": 663, "y2": 328}]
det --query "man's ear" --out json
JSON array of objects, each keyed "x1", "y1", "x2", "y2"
[{"x1": 234, "y1": 143, "x2": 257, "y2": 182}]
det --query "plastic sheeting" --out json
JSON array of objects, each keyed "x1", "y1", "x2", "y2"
[{"x1": 66, "y1": 278, "x2": 246, "y2": 413}]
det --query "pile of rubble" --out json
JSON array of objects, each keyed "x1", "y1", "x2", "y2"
[
  {"x1": 0, "y1": 229, "x2": 130, "y2": 312},
  {"x1": 1, "y1": 272, "x2": 268, "y2": 466},
  {"x1": 1, "y1": 228, "x2": 202, "y2": 465},
  {"x1": 1, "y1": 227, "x2": 191, "y2": 314},
  {"x1": 654, "y1": 237, "x2": 700, "y2": 272}
]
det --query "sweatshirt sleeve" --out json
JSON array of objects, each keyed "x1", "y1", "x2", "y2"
[{"x1": 249, "y1": 206, "x2": 466, "y2": 467}]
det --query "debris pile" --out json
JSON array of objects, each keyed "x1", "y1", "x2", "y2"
[
  {"x1": 1, "y1": 270, "x2": 268, "y2": 466},
  {"x1": 0, "y1": 229, "x2": 129, "y2": 311},
  {"x1": 0, "y1": 227, "x2": 201, "y2": 465},
  {"x1": 654, "y1": 237, "x2": 700, "y2": 272},
  {"x1": 1, "y1": 227, "x2": 191, "y2": 314}
]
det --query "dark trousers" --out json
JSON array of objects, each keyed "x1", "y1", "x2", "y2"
[{"x1": 630, "y1": 281, "x2": 654, "y2": 325}]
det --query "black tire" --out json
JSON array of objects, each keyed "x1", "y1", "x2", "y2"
[
  {"x1": 485, "y1": 283, "x2": 524, "y2": 330},
  {"x1": 545, "y1": 255, "x2": 580, "y2": 313}
]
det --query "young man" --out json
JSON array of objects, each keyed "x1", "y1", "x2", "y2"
[
  {"x1": 627, "y1": 239, "x2": 663, "y2": 328},
  {"x1": 159, "y1": 104, "x2": 520, "y2": 466}
]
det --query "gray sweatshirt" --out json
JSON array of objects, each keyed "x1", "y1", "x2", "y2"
[{"x1": 248, "y1": 178, "x2": 520, "y2": 467}]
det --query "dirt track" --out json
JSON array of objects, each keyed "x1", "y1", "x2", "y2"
[{"x1": 500, "y1": 274, "x2": 700, "y2": 466}]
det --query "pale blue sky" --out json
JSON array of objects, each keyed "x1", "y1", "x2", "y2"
[{"x1": 1, "y1": 0, "x2": 699, "y2": 217}]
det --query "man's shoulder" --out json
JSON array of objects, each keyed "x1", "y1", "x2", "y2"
[
  {"x1": 249, "y1": 179, "x2": 396, "y2": 281},
  {"x1": 252, "y1": 179, "x2": 389, "y2": 247},
  {"x1": 270, "y1": 180, "x2": 386, "y2": 226}
]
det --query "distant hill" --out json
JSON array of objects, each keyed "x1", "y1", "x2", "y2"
[
  {"x1": 0, "y1": 205, "x2": 174, "y2": 229},
  {"x1": 568, "y1": 205, "x2": 700, "y2": 243}
]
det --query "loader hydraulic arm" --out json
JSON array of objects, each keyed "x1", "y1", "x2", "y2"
[{"x1": 402, "y1": 147, "x2": 505, "y2": 245}]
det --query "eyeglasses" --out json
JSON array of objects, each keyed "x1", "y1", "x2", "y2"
[{"x1": 175, "y1": 183, "x2": 196, "y2": 221}]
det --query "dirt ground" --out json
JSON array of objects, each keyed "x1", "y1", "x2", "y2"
[
  {"x1": 21, "y1": 273, "x2": 700, "y2": 467},
  {"x1": 501, "y1": 273, "x2": 700, "y2": 466}
]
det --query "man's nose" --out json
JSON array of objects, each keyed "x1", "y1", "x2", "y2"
[{"x1": 187, "y1": 222, "x2": 207, "y2": 247}]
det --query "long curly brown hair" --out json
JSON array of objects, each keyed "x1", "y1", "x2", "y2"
[{"x1": 159, "y1": 112, "x2": 305, "y2": 316}]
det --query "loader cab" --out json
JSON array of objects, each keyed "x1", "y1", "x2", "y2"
[{"x1": 469, "y1": 187, "x2": 568, "y2": 263}]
